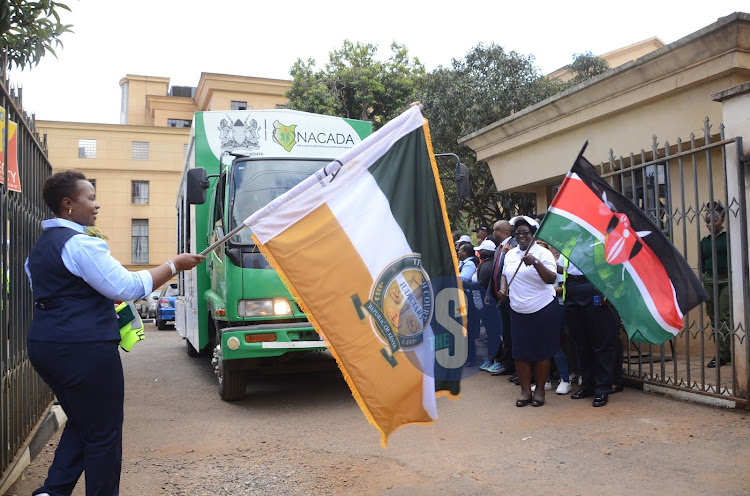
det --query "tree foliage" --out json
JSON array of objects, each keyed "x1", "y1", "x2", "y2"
[
  {"x1": 416, "y1": 43, "x2": 562, "y2": 228},
  {"x1": 568, "y1": 51, "x2": 610, "y2": 85},
  {"x1": 286, "y1": 40, "x2": 425, "y2": 129},
  {"x1": 0, "y1": 0, "x2": 73, "y2": 75}
]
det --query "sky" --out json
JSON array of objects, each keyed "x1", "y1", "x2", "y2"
[{"x1": 9, "y1": 0, "x2": 749, "y2": 124}]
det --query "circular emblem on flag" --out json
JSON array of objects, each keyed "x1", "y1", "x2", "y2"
[{"x1": 369, "y1": 255, "x2": 433, "y2": 350}]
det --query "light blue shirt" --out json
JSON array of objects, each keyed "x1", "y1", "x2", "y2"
[
  {"x1": 458, "y1": 258, "x2": 477, "y2": 282},
  {"x1": 25, "y1": 218, "x2": 153, "y2": 301}
]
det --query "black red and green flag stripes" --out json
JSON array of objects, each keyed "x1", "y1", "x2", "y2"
[{"x1": 536, "y1": 153, "x2": 708, "y2": 344}]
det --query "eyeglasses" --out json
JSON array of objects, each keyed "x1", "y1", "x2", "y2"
[{"x1": 514, "y1": 231, "x2": 532, "y2": 238}]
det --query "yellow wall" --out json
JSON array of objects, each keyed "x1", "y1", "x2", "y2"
[
  {"x1": 37, "y1": 121, "x2": 190, "y2": 271},
  {"x1": 206, "y1": 90, "x2": 286, "y2": 111},
  {"x1": 119, "y1": 75, "x2": 170, "y2": 126}
]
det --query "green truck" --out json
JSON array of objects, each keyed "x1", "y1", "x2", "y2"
[{"x1": 175, "y1": 109, "x2": 372, "y2": 401}]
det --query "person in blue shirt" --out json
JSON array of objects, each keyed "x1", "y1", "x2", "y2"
[
  {"x1": 457, "y1": 242, "x2": 479, "y2": 366},
  {"x1": 457, "y1": 242, "x2": 477, "y2": 282},
  {"x1": 25, "y1": 170, "x2": 204, "y2": 496}
]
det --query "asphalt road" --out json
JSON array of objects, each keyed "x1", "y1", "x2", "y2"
[{"x1": 7, "y1": 323, "x2": 750, "y2": 495}]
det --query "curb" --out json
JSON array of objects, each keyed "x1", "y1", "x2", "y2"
[{"x1": 0, "y1": 405, "x2": 67, "y2": 495}]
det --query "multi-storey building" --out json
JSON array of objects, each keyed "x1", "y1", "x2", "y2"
[{"x1": 38, "y1": 73, "x2": 291, "y2": 270}]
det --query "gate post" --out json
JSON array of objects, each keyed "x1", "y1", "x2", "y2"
[{"x1": 712, "y1": 82, "x2": 750, "y2": 397}]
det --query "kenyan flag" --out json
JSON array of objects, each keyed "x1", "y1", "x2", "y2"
[{"x1": 536, "y1": 153, "x2": 708, "y2": 344}]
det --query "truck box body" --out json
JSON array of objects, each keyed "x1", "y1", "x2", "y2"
[{"x1": 175, "y1": 109, "x2": 372, "y2": 399}]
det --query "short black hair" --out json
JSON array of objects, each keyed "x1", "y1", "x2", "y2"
[
  {"x1": 43, "y1": 170, "x2": 88, "y2": 215},
  {"x1": 458, "y1": 242, "x2": 474, "y2": 255},
  {"x1": 706, "y1": 201, "x2": 725, "y2": 219}
]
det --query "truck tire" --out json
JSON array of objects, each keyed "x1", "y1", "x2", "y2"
[{"x1": 217, "y1": 351, "x2": 247, "y2": 401}]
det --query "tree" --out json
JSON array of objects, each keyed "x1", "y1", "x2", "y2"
[
  {"x1": 568, "y1": 51, "x2": 610, "y2": 85},
  {"x1": 416, "y1": 43, "x2": 561, "y2": 227},
  {"x1": 286, "y1": 40, "x2": 425, "y2": 129},
  {"x1": 0, "y1": 0, "x2": 73, "y2": 76}
]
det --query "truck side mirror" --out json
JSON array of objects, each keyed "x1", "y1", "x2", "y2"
[
  {"x1": 186, "y1": 168, "x2": 208, "y2": 204},
  {"x1": 455, "y1": 162, "x2": 470, "y2": 199}
]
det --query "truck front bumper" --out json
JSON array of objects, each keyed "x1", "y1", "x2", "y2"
[{"x1": 219, "y1": 322, "x2": 326, "y2": 360}]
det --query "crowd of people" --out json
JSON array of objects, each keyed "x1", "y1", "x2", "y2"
[{"x1": 453, "y1": 214, "x2": 624, "y2": 408}]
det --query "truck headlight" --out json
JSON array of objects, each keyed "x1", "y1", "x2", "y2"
[{"x1": 238, "y1": 298, "x2": 292, "y2": 317}]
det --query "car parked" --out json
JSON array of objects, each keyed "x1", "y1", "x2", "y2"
[
  {"x1": 156, "y1": 283, "x2": 179, "y2": 330},
  {"x1": 136, "y1": 289, "x2": 161, "y2": 319}
]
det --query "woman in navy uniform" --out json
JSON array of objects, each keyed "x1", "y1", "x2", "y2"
[{"x1": 26, "y1": 170, "x2": 204, "y2": 496}]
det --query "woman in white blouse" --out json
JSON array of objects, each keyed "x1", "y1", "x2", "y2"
[{"x1": 497, "y1": 216, "x2": 558, "y2": 407}]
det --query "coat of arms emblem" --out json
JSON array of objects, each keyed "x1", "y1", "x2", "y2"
[{"x1": 352, "y1": 254, "x2": 433, "y2": 366}]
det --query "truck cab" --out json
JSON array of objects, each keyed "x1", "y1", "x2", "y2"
[{"x1": 175, "y1": 110, "x2": 371, "y2": 400}]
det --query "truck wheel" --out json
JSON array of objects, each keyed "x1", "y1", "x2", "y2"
[
  {"x1": 186, "y1": 339, "x2": 200, "y2": 357},
  {"x1": 214, "y1": 345, "x2": 246, "y2": 401}
]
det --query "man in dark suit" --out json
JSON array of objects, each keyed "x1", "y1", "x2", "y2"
[{"x1": 485, "y1": 220, "x2": 517, "y2": 375}]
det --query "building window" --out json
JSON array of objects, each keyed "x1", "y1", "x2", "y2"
[
  {"x1": 131, "y1": 219, "x2": 149, "y2": 264},
  {"x1": 78, "y1": 139, "x2": 96, "y2": 159},
  {"x1": 132, "y1": 141, "x2": 149, "y2": 160},
  {"x1": 231, "y1": 100, "x2": 248, "y2": 111},
  {"x1": 275, "y1": 104, "x2": 288, "y2": 109},
  {"x1": 167, "y1": 118, "x2": 192, "y2": 128},
  {"x1": 131, "y1": 181, "x2": 149, "y2": 204}
]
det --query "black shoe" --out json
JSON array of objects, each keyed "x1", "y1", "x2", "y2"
[
  {"x1": 507, "y1": 373, "x2": 518, "y2": 382},
  {"x1": 531, "y1": 397, "x2": 545, "y2": 407},
  {"x1": 516, "y1": 397, "x2": 531, "y2": 407},
  {"x1": 610, "y1": 384, "x2": 624, "y2": 394},
  {"x1": 571, "y1": 389, "x2": 594, "y2": 400},
  {"x1": 593, "y1": 394, "x2": 608, "y2": 407},
  {"x1": 708, "y1": 357, "x2": 730, "y2": 367}
]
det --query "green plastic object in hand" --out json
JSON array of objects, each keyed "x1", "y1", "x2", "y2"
[{"x1": 116, "y1": 301, "x2": 145, "y2": 351}]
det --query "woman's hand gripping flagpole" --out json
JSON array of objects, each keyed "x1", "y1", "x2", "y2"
[
  {"x1": 199, "y1": 223, "x2": 249, "y2": 256},
  {"x1": 498, "y1": 243, "x2": 532, "y2": 300}
]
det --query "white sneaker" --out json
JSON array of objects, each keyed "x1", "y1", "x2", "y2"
[
  {"x1": 531, "y1": 381, "x2": 552, "y2": 392},
  {"x1": 556, "y1": 381, "x2": 572, "y2": 394}
]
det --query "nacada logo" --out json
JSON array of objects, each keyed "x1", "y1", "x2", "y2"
[{"x1": 272, "y1": 120, "x2": 356, "y2": 152}]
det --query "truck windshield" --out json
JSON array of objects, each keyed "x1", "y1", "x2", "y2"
[{"x1": 229, "y1": 158, "x2": 329, "y2": 245}]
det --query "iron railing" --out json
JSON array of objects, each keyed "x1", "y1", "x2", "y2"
[
  {"x1": 0, "y1": 78, "x2": 53, "y2": 484},
  {"x1": 596, "y1": 118, "x2": 748, "y2": 403}
]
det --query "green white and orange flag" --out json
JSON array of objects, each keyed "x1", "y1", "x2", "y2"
[
  {"x1": 243, "y1": 106, "x2": 464, "y2": 445},
  {"x1": 536, "y1": 151, "x2": 708, "y2": 345}
]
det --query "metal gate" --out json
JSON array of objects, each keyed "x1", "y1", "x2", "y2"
[
  {"x1": 596, "y1": 118, "x2": 748, "y2": 404},
  {"x1": 0, "y1": 79, "x2": 53, "y2": 484}
]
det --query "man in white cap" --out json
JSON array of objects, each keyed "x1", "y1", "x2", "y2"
[
  {"x1": 461, "y1": 239, "x2": 495, "y2": 367},
  {"x1": 455, "y1": 234, "x2": 472, "y2": 251}
]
